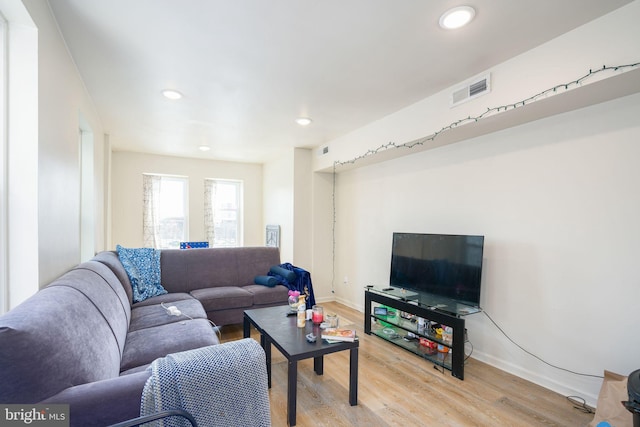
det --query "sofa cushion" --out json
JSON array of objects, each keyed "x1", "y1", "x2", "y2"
[
  {"x1": 70, "y1": 260, "x2": 132, "y2": 336},
  {"x1": 132, "y1": 292, "x2": 196, "y2": 308},
  {"x1": 160, "y1": 246, "x2": 281, "y2": 293},
  {"x1": 234, "y1": 247, "x2": 282, "y2": 286},
  {"x1": 207, "y1": 308, "x2": 247, "y2": 327},
  {"x1": 160, "y1": 248, "x2": 238, "y2": 292},
  {"x1": 93, "y1": 250, "x2": 134, "y2": 305},
  {"x1": 0, "y1": 284, "x2": 122, "y2": 403},
  {"x1": 243, "y1": 284, "x2": 289, "y2": 305},
  {"x1": 129, "y1": 299, "x2": 208, "y2": 332},
  {"x1": 47, "y1": 269, "x2": 129, "y2": 358},
  {"x1": 119, "y1": 364, "x2": 153, "y2": 376},
  {"x1": 116, "y1": 245, "x2": 168, "y2": 303},
  {"x1": 41, "y1": 371, "x2": 151, "y2": 427},
  {"x1": 120, "y1": 319, "x2": 218, "y2": 372},
  {"x1": 190, "y1": 286, "x2": 253, "y2": 311}
]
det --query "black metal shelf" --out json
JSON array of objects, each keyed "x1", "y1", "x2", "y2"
[
  {"x1": 370, "y1": 322, "x2": 452, "y2": 370},
  {"x1": 370, "y1": 313, "x2": 450, "y2": 348},
  {"x1": 364, "y1": 288, "x2": 467, "y2": 379}
]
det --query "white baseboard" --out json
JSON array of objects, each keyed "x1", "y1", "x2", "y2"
[
  {"x1": 318, "y1": 298, "x2": 602, "y2": 408},
  {"x1": 314, "y1": 295, "x2": 363, "y2": 312},
  {"x1": 471, "y1": 349, "x2": 600, "y2": 407}
]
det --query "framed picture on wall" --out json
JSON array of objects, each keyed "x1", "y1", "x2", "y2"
[{"x1": 266, "y1": 225, "x2": 280, "y2": 248}]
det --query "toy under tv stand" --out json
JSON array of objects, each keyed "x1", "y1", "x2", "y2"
[{"x1": 364, "y1": 286, "x2": 481, "y2": 380}]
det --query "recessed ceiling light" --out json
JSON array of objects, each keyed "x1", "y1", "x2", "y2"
[
  {"x1": 162, "y1": 89, "x2": 183, "y2": 100},
  {"x1": 296, "y1": 117, "x2": 312, "y2": 126},
  {"x1": 439, "y1": 6, "x2": 475, "y2": 30},
  {"x1": 198, "y1": 145, "x2": 211, "y2": 152}
]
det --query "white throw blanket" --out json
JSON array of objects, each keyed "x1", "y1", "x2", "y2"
[{"x1": 141, "y1": 339, "x2": 271, "y2": 427}]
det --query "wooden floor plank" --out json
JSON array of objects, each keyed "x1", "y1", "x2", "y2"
[{"x1": 222, "y1": 302, "x2": 594, "y2": 426}]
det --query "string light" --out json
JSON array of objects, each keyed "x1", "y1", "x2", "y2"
[
  {"x1": 332, "y1": 63, "x2": 639, "y2": 169},
  {"x1": 330, "y1": 62, "x2": 640, "y2": 290}
]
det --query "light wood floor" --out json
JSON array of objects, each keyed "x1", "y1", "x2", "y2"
[{"x1": 221, "y1": 302, "x2": 594, "y2": 427}]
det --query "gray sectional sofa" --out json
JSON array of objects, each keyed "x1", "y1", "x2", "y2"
[
  {"x1": 0, "y1": 246, "x2": 288, "y2": 426},
  {"x1": 96, "y1": 246, "x2": 288, "y2": 327}
]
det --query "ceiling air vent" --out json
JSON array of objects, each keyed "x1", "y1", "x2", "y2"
[
  {"x1": 450, "y1": 73, "x2": 491, "y2": 107},
  {"x1": 317, "y1": 145, "x2": 329, "y2": 156}
]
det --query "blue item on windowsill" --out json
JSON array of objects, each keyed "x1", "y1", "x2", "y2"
[{"x1": 179, "y1": 241, "x2": 209, "y2": 249}]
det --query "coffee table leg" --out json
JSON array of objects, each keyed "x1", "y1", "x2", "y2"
[
  {"x1": 313, "y1": 355, "x2": 323, "y2": 375},
  {"x1": 262, "y1": 335, "x2": 271, "y2": 389},
  {"x1": 349, "y1": 347, "x2": 358, "y2": 406},
  {"x1": 243, "y1": 315, "x2": 250, "y2": 338},
  {"x1": 288, "y1": 360, "x2": 298, "y2": 426}
]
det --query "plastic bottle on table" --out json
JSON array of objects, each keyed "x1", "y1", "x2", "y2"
[{"x1": 297, "y1": 296, "x2": 306, "y2": 328}]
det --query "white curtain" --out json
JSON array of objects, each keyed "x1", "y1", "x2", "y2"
[
  {"x1": 143, "y1": 174, "x2": 161, "y2": 248},
  {"x1": 204, "y1": 179, "x2": 217, "y2": 247}
]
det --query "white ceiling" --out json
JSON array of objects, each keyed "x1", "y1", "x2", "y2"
[{"x1": 48, "y1": 0, "x2": 632, "y2": 164}]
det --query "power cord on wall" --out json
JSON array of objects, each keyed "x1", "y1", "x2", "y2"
[
  {"x1": 481, "y1": 310, "x2": 603, "y2": 379},
  {"x1": 465, "y1": 340, "x2": 474, "y2": 362},
  {"x1": 482, "y1": 310, "x2": 599, "y2": 414},
  {"x1": 161, "y1": 302, "x2": 222, "y2": 341}
]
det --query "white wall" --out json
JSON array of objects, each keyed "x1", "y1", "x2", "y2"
[
  {"x1": 263, "y1": 150, "x2": 294, "y2": 262},
  {"x1": 1, "y1": 1, "x2": 38, "y2": 309},
  {"x1": 333, "y1": 93, "x2": 640, "y2": 404},
  {"x1": 18, "y1": 0, "x2": 106, "y2": 289},
  {"x1": 310, "y1": 170, "x2": 334, "y2": 302},
  {"x1": 315, "y1": 1, "x2": 640, "y2": 173},
  {"x1": 318, "y1": 2, "x2": 640, "y2": 405},
  {"x1": 111, "y1": 151, "x2": 263, "y2": 249},
  {"x1": 263, "y1": 148, "x2": 316, "y2": 271},
  {"x1": 293, "y1": 148, "x2": 312, "y2": 271}
]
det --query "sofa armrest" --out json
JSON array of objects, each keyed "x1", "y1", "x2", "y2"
[
  {"x1": 40, "y1": 371, "x2": 151, "y2": 427},
  {"x1": 142, "y1": 338, "x2": 271, "y2": 426},
  {"x1": 41, "y1": 339, "x2": 269, "y2": 427}
]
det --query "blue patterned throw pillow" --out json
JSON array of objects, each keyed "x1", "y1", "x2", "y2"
[{"x1": 116, "y1": 245, "x2": 168, "y2": 303}]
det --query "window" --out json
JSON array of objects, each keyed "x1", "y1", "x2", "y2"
[
  {"x1": 204, "y1": 179, "x2": 242, "y2": 247},
  {"x1": 143, "y1": 174, "x2": 188, "y2": 249}
]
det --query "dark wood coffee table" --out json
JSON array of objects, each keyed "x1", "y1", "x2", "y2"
[{"x1": 243, "y1": 305, "x2": 358, "y2": 426}]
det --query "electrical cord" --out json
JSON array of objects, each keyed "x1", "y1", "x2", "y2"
[
  {"x1": 464, "y1": 340, "x2": 474, "y2": 362},
  {"x1": 566, "y1": 396, "x2": 595, "y2": 414},
  {"x1": 208, "y1": 319, "x2": 222, "y2": 341},
  {"x1": 482, "y1": 310, "x2": 603, "y2": 379},
  {"x1": 482, "y1": 310, "x2": 600, "y2": 415},
  {"x1": 160, "y1": 303, "x2": 222, "y2": 341},
  {"x1": 161, "y1": 302, "x2": 181, "y2": 316}
]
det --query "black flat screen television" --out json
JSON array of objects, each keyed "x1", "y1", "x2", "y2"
[{"x1": 389, "y1": 232, "x2": 484, "y2": 307}]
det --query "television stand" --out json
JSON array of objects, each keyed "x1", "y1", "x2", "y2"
[{"x1": 364, "y1": 287, "x2": 480, "y2": 380}]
